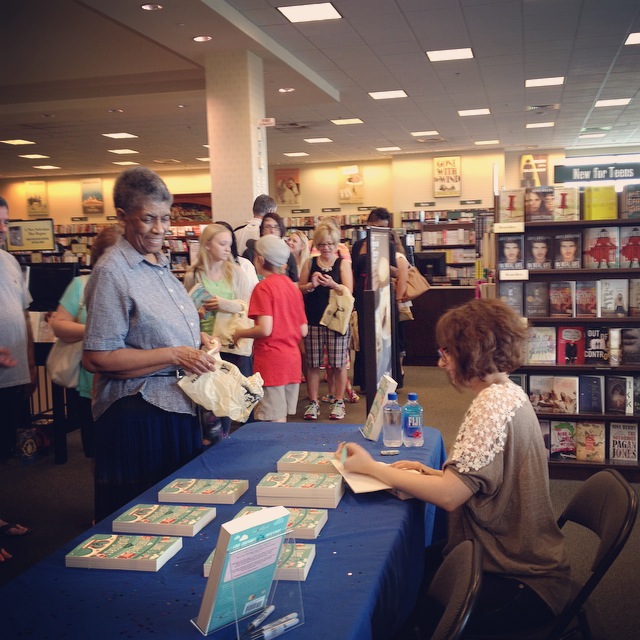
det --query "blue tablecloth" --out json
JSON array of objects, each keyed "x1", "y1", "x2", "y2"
[{"x1": 3, "y1": 422, "x2": 446, "y2": 640}]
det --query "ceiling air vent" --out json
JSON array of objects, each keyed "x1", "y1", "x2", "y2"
[
  {"x1": 275, "y1": 122, "x2": 310, "y2": 132},
  {"x1": 415, "y1": 136, "x2": 446, "y2": 144},
  {"x1": 526, "y1": 104, "x2": 560, "y2": 114},
  {"x1": 153, "y1": 159, "x2": 182, "y2": 164}
]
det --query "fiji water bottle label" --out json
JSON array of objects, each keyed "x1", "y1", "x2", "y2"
[{"x1": 405, "y1": 416, "x2": 422, "y2": 439}]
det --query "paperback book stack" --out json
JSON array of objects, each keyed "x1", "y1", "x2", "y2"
[
  {"x1": 157, "y1": 478, "x2": 249, "y2": 504},
  {"x1": 276, "y1": 451, "x2": 339, "y2": 473},
  {"x1": 256, "y1": 471, "x2": 345, "y2": 508},
  {"x1": 112, "y1": 504, "x2": 217, "y2": 537},
  {"x1": 234, "y1": 505, "x2": 329, "y2": 539},
  {"x1": 65, "y1": 534, "x2": 182, "y2": 572}
]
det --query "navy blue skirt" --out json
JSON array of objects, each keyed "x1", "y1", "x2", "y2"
[{"x1": 94, "y1": 393, "x2": 202, "y2": 522}]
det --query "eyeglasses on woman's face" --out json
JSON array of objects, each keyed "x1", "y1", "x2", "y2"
[
  {"x1": 317, "y1": 242, "x2": 335, "y2": 249},
  {"x1": 262, "y1": 223, "x2": 281, "y2": 235}
]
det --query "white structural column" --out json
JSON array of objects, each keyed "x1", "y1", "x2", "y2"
[{"x1": 204, "y1": 50, "x2": 268, "y2": 226}]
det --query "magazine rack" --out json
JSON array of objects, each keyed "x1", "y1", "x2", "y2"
[{"x1": 191, "y1": 531, "x2": 304, "y2": 639}]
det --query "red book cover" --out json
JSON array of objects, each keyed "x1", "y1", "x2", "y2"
[
  {"x1": 575, "y1": 281, "x2": 597, "y2": 317},
  {"x1": 549, "y1": 281, "x2": 575, "y2": 317},
  {"x1": 556, "y1": 326, "x2": 585, "y2": 365}
]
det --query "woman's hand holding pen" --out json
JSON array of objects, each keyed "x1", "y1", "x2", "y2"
[{"x1": 335, "y1": 442, "x2": 376, "y2": 475}]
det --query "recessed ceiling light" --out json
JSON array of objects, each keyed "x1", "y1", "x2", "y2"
[
  {"x1": 108, "y1": 149, "x2": 139, "y2": 154},
  {"x1": 284, "y1": 152, "x2": 309, "y2": 157},
  {"x1": 196, "y1": 157, "x2": 210, "y2": 162},
  {"x1": 278, "y1": 3, "x2": 342, "y2": 23},
  {"x1": 102, "y1": 132, "x2": 138, "y2": 139},
  {"x1": 141, "y1": 3, "x2": 163, "y2": 10},
  {"x1": 426, "y1": 48, "x2": 473, "y2": 62},
  {"x1": 278, "y1": 87, "x2": 295, "y2": 93},
  {"x1": 369, "y1": 90, "x2": 407, "y2": 100},
  {"x1": 625, "y1": 32, "x2": 640, "y2": 45},
  {"x1": 304, "y1": 138, "x2": 333, "y2": 143},
  {"x1": 474, "y1": 140, "x2": 499, "y2": 145},
  {"x1": 411, "y1": 130, "x2": 439, "y2": 137},
  {"x1": 193, "y1": 35, "x2": 212, "y2": 42},
  {"x1": 458, "y1": 108, "x2": 490, "y2": 117},
  {"x1": 33, "y1": 165, "x2": 60, "y2": 170},
  {"x1": 19, "y1": 154, "x2": 49, "y2": 159},
  {"x1": 525, "y1": 76, "x2": 565, "y2": 87},
  {"x1": 526, "y1": 122, "x2": 555, "y2": 129},
  {"x1": 331, "y1": 118, "x2": 364, "y2": 125},
  {"x1": 1, "y1": 139, "x2": 36, "y2": 145},
  {"x1": 594, "y1": 98, "x2": 631, "y2": 107},
  {"x1": 376, "y1": 146, "x2": 401, "y2": 152},
  {"x1": 112, "y1": 161, "x2": 140, "y2": 166},
  {"x1": 578, "y1": 133, "x2": 606, "y2": 139}
]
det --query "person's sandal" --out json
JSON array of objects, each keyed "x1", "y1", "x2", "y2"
[{"x1": 321, "y1": 394, "x2": 336, "y2": 404}]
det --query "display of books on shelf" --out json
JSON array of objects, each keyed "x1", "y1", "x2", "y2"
[
  {"x1": 527, "y1": 327, "x2": 556, "y2": 364},
  {"x1": 584, "y1": 327, "x2": 610, "y2": 364},
  {"x1": 525, "y1": 233, "x2": 553, "y2": 269},
  {"x1": 276, "y1": 451, "x2": 339, "y2": 474},
  {"x1": 583, "y1": 226, "x2": 619, "y2": 268},
  {"x1": 598, "y1": 279, "x2": 628, "y2": 317},
  {"x1": 630, "y1": 280, "x2": 640, "y2": 317},
  {"x1": 498, "y1": 189, "x2": 524, "y2": 222},
  {"x1": 499, "y1": 282, "x2": 523, "y2": 316},
  {"x1": 194, "y1": 505, "x2": 290, "y2": 636},
  {"x1": 605, "y1": 375, "x2": 635, "y2": 415},
  {"x1": 619, "y1": 226, "x2": 640, "y2": 268},
  {"x1": 557, "y1": 326, "x2": 585, "y2": 365},
  {"x1": 552, "y1": 187, "x2": 580, "y2": 222},
  {"x1": 578, "y1": 375, "x2": 605, "y2": 414},
  {"x1": 554, "y1": 232, "x2": 582, "y2": 269},
  {"x1": 157, "y1": 478, "x2": 249, "y2": 504},
  {"x1": 65, "y1": 534, "x2": 182, "y2": 572},
  {"x1": 549, "y1": 281, "x2": 576, "y2": 317},
  {"x1": 509, "y1": 373, "x2": 527, "y2": 390},
  {"x1": 497, "y1": 234, "x2": 524, "y2": 270},
  {"x1": 204, "y1": 542, "x2": 316, "y2": 582},
  {"x1": 621, "y1": 184, "x2": 640, "y2": 219},
  {"x1": 575, "y1": 281, "x2": 598, "y2": 317},
  {"x1": 112, "y1": 504, "x2": 216, "y2": 537},
  {"x1": 583, "y1": 185, "x2": 618, "y2": 220},
  {"x1": 609, "y1": 422, "x2": 638, "y2": 461},
  {"x1": 524, "y1": 187, "x2": 554, "y2": 222},
  {"x1": 622, "y1": 328, "x2": 640, "y2": 364},
  {"x1": 575, "y1": 422, "x2": 606, "y2": 462},
  {"x1": 524, "y1": 282, "x2": 550, "y2": 317},
  {"x1": 529, "y1": 376, "x2": 578, "y2": 414},
  {"x1": 550, "y1": 421, "x2": 576, "y2": 459},
  {"x1": 234, "y1": 505, "x2": 329, "y2": 539},
  {"x1": 256, "y1": 472, "x2": 345, "y2": 509}
]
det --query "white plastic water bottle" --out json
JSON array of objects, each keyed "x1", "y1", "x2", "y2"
[
  {"x1": 382, "y1": 392, "x2": 403, "y2": 447},
  {"x1": 402, "y1": 392, "x2": 424, "y2": 447}
]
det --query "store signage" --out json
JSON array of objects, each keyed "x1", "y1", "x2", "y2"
[
  {"x1": 322, "y1": 208, "x2": 341, "y2": 212},
  {"x1": 554, "y1": 163, "x2": 640, "y2": 183},
  {"x1": 106, "y1": 216, "x2": 117, "y2": 220},
  {"x1": 71, "y1": 216, "x2": 88, "y2": 221},
  {"x1": 291, "y1": 208, "x2": 310, "y2": 213},
  {"x1": 257, "y1": 117, "x2": 276, "y2": 127},
  {"x1": 460, "y1": 199, "x2": 482, "y2": 205},
  {"x1": 357, "y1": 206, "x2": 376, "y2": 211},
  {"x1": 414, "y1": 201, "x2": 435, "y2": 207}
]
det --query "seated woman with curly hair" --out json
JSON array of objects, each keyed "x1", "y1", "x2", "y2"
[{"x1": 338, "y1": 298, "x2": 574, "y2": 637}]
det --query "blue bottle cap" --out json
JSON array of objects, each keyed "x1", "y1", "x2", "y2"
[
  {"x1": 408, "y1": 392, "x2": 418, "y2": 401},
  {"x1": 387, "y1": 392, "x2": 397, "y2": 401}
]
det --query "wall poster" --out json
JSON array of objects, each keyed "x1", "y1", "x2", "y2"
[
  {"x1": 25, "y1": 180, "x2": 49, "y2": 216},
  {"x1": 433, "y1": 156, "x2": 461, "y2": 197},
  {"x1": 81, "y1": 178, "x2": 104, "y2": 215},
  {"x1": 520, "y1": 154, "x2": 549, "y2": 187},
  {"x1": 338, "y1": 165, "x2": 364, "y2": 204},
  {"x1": 274, "y1": 168, "x2": 301, "y2": 206}
]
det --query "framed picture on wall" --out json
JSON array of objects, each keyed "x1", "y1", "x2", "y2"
[
  {"x1": 433, "y1": 156, "x2": 461, "y2": 197},
  {"x1": 274, "y1": 168, "x2": 301, "y2": 206},
  {"x1": 171, "y1": 193, "x2": 213, "y2": 224},
  {"x1": 81, "y1": 178, "x2": 104, "y2": 215},
  {"x1": 25, "y1": 180, "x2": 49, "y2": 216}
]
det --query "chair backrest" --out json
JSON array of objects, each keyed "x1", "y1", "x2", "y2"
[
  {"x1": 551, "y1": 468, "x2": 638, "y2": 638},
  {"x1": 427, "y1": 539, "x2": 483, "y2": 640}
]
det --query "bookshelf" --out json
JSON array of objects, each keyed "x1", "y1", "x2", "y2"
[{"x1": 496, "y1": 217, "x2": 640, "y2": 481}]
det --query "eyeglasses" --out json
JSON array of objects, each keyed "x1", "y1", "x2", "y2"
[
  {"x1": 317, "y1": 242, "x2": 335, "y2": 248},
  {"x1": 263, "y1": 224, "x2": 280, "y2": 230},
  {"x1": 437, "y1": 347, "x2": 449, "y2": 362}
]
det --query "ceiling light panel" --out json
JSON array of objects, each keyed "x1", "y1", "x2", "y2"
[
  {"x1": 102, "y1": 133, "x2": 138, "y2": 139},
  {"x1": 458, "y1": 109, "x2": 491, "y2": 117},
  {"x1": 278, "y1": 3, "x2": 342, "y2": 23},
  {"x1": 368, "y1": 90, "x2": 407, "y2": 100},
  {"x1": 108, "y1": 149, "x2": 139, "y2": 154},
  {"x1": 525, "y1": 77, "x2": 565, "y2": 87},
  {"x1": 411, "y1": 131, "x2": 439, "y2": 137},
  {"x1": 594, "y1": 98, "x2": 631, "y2": 107},
  {"x1": 426, "y1": 48, "x2": 474, "y2": 62}
]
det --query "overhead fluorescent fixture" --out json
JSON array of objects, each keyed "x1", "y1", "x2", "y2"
[
  {"x1": 331, "y1": 118, "x2": 363, "y2": 125},
  {"x1": 474, "y1": 140, "x2": 499, "y2": 145},
  {"x1": 458, "y1": 108, "x2": 490, "y2": 116},
  {"x1": 625, "y1": 32, "x2": 640, "y2": 45},
  {"x1": 141, "y1": 4, "x2": 163, "y2": 10},
  {"x1": 33, "y1": 165, "x2": 60, "y2": 170},
  {"x1": 108, "y1": 149, "x2": 139, "y2": 154},
  {"x1": 578, "y1": 133, "x2": 606, "y2": 139},
  {"x1": 112, "y1": 161, "x2": 139, "y2": 166},
  {"x1": 278, "y1": 3, "x2": 341, "y2": 23},
  {"x1": 196, "y1": 157, "x2": 210, "y2": 162},
  {"x1": 525, "y1": 76, "x2": 565, "y2": 88},
  {"x1": 376, "y1": 146, "x2": 401, "y2": 152},
  {"x1": 304, "y1": 138, "x2": 333, "y2": 143},
  {"x1": 102, "y1": 132, "x2": 138, "y2": 139},
  {"x1": 19, "y1": 154, "x2": 49, "y2": 159},
  {"x1": 526, "y1": 122, "x2": 555, "y2": 128},
  {"x1": 193, "y1": 35, "x2": 212, "y2": 42},
  {"x1": 426, "y1": 48, "x2": 473, "y2": 62},
  {"x1": 284, "y1": 152, "x2": 309, "y2": 157},
  {"x1": 411, "y1": 130, "x2": 439, "y2": 137},
  {"x1": 1, "y1": 139, "x2": 36, "y2": 145},
  {"x1": 279, "y1": 87, "x2": 295, "y2": 93},
  {"x1": 594, "y1": 98, "x2": 631, "y2": 107},
  {"x1": 369, "y1": 90, "x2": 407, "y2": 100}
]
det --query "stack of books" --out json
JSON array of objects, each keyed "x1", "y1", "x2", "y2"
[
  {"x1": 157, "y1": 478, "x2": 249, "y2": 504},
  {"x1": 256, "y1": 471, "x2": 345, "y2": 508},
  {"x1": 112, "y1": 504, "x2": 217, "y2": 537},
  {"x1": 234, "y1": 505, "x2": 329, "y2": 539},
  {"x1": 276, "y1": 451, "x2": 338, "y2": 473}
]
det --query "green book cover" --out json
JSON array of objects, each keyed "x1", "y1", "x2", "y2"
[
  {"x1": 234, "y1": 505, "x2": 328, "y2": 539},
  {"x1": 158, "y1": 478, "x2": 249, "y2": 504},
  {"x1": 112, "y1": 503, "x2": 216, "y2": 537},
  {"x1": 276, "y1": 451, "x2": 338, "y2": 473}
]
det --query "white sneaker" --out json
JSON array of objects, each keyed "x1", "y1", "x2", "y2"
[
  {"x1": 330, "y1": 400, "x2": 346, "y2": 420},
  {"x1": 304, "y1": 401, "x2": 319, "y2": 420}
]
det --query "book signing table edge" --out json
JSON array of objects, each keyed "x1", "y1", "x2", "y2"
[{"x1": 2, "y1": 421, "x2": 447, "y2": 640}]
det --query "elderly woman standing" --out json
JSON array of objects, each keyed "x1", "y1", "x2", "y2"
[
  {"x1": 83, "y1": 167, "x2": 219, "y2": 522},
  {"x1": 338, "y1": 298, "x2": 572, "y2": 637}
]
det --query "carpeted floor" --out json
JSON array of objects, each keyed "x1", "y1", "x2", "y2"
[{"x1": 1, "y1": 366, "x2": 638, "y2": 638}]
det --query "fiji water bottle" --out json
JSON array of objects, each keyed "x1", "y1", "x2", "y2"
[
  {"x1": 382, "y1": 392, "x2": 403, "y2": 447},
  {"x1": 402, "y1": 392, "x2": 424, "y2": 447}
]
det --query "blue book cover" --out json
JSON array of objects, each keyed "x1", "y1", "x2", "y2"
[{"x1": 578, "y1": 375, "x2": 604, "y2": 414}]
